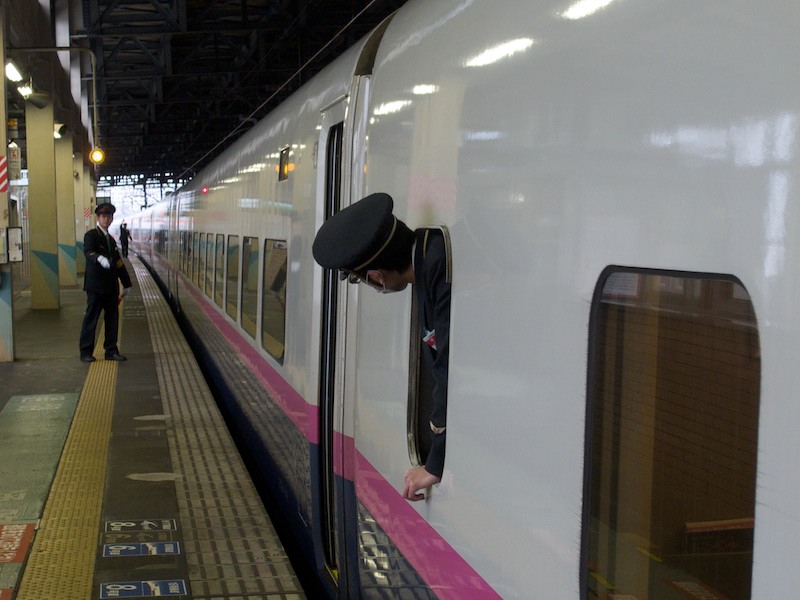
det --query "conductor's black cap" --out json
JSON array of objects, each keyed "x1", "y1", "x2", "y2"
[
  {"x1": 95, "y1": 202, "x2": 116, "y2": 215},
  {"x1": 312, "y1": 193, "x2": 396, "y2": 271}
]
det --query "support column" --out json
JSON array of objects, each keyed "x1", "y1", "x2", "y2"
[
  {"x1": 0, "y1": 7, "x2": 14, "y2": 361},
  {"x1": 73, "y1": 154, "x2": 86, "y2": 274},
  {"x1": 26, "y1": 100, "x2": 61, "y2": 309},
  {"x1": 84, "y1": 163, "x2": 94, "y2": 223},
  {"x1": 56, "y1": 134, "x2": 77, "y2": 286}
]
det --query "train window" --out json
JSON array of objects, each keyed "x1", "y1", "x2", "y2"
[
  {"x1": 154, "y1": 229, "x2": 165, "y2": 256},
  {"x1": 178, "y1": 232, "x2": 185, "y2": 273},
  {"x1": 582, "y1": 269, "x2": 760, "y2": 600},
  {"x1": 278, "y1": 147, "x2": 290, "y2": 181},
  {"x1": 214, "y1": 233, "x2": 225, "y2": 307},
  {"x1": 184, "y1": 232, "x2": 190, "y2": 275},
  {"x1": 261, "y1": 239, "x2": 287, "y2": 363},
  {"x1": 240, "y1": 236, "x2": 259, "y2": 338},
  {"x1": 407, "y1": 227, "x2": 453, "y2": 470},
  {"x1": 191, "y1": 232, "x2": 199, "y2": 284},
  {"x1": 205, "y1": 234, "x2": 214, "y2": 297},
  {"x1": 179, "y1": 232, "x2": 186, "y2": 274},
  {"x1": 198, "y1": 233, "x2": 206, "y2": 289},
  {"x1": 226, "y1": 235, "x2": 240, "y2": 319}
]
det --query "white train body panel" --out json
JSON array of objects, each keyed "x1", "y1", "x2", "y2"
[
  {"x1": 132, "y1": 1, "x2": 800, "y2": 598},
  {"x1": 358, "y1": 2, "x2": 798, "y2": 596},
  {"x1": 175, "y1": 41, "x2": 370, "y2": 406}
]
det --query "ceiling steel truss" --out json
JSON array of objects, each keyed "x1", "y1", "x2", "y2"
[{"x1": 76, "y1": 0, "x2": 405, "y2": 181}]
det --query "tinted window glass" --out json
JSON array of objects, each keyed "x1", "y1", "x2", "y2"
[
  {"x1": 241, "y1": 236, "x2": 259, "y2": 338},
  {"x1": 205, "y1": 234, "x2": 214, "y2": 297},
  {"x1": 214, "y1": 233, "x2": 224, "y2": 306},
  {"x1": 226, "y1": 235, "x2": 240, "y2": 319},
  {"x1": 198, "y1": 233, "x2": 206, "y2": 289},
  {"x1": 191, "y1": 232, "x2": 199, "y2": 283},
  {"x1": 261, "y1": 239, "x2": 287, "y2": 362},
  {"x1": 583, "y1": 270, "x2": 759, "y2": 600}
]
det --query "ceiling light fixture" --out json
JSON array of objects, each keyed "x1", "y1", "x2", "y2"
[
  {"x1": 5, "y1": 60, "x2": 23, "y2": 82},
  {"x1": 16, "y1": 82, "x2": 33, "y2": 99}
]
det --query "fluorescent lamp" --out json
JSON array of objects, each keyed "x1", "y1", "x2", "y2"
[
  {"x1": 17, "y1": 83, "x2": 33, "y2": 99},
  {"x1": 373, "y1": 100, "x2": 412, "y2": 116},
  {"x1": 466, "y1": 38, "x2": 535, "y2": 68},
  {"x1": 5, "y1": 60, "x2": 23, "y2": 82},
  {"x1": 413, "y1": 84, "x2": 439, "y2": 95},
  {"x1": 561, "y1": 0, "x2": 616, "y2": 20}
]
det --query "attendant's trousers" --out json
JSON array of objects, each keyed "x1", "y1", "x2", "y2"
[{"x1": 79, "y1": 291, "x2": 119, "y2": 356}]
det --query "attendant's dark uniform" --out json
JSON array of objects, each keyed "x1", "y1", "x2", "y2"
[
  {"x1": 412, "y1": 228, "x2": 450, "y2": 478},
  {"x1": 79, "y1": 203, "x2": 132, "y2": 361},
  {"x1": 119, "y1": 223, "x2": 132, "y2": 257},
  {"x1": 312, "y1": 193, "x2": 451, "y2": 479}
]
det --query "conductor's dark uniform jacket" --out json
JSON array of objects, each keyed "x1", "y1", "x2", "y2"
[
  {"x1": 79, "y1": 225, "x2": 132, "y2": 356},
  {"x1": 84, "y1": 226, "x2": 131, "y2": 293},
  {"x1": 414, "y1": 229, "x2": 451, "y2": 479}
]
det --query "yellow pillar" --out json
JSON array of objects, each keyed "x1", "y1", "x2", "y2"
[
  {"x1": 56, "y1": 133, "x2": 77, "y2": 286},
  {"x1": 26, "y1": 99, "x2": 61, "y2": 309},
  {"x1": 74, "y1": 154, "x2": 87, "y2": 273},
  {"x1": 85, "y1": 163, "x2": 95, "y2": 224}
]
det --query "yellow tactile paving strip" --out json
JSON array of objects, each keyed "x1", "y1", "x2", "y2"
[
  {"x1": 15, "y1": 355, "x2": 118, "y2": 600},
  {"x1": 13, "y1": 259, "x2": 304, "y2": 599}
]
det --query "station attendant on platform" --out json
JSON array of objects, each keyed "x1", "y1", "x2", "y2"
[
  {"x1": 79, "y1": 202, "x2": 132, "y2": 362},
  {"x1": 119, "y1": 222, "x2": 132, "y2": 257},
  {"x1": 312, "y1": 193, "x2": 452, "y2": 501}
]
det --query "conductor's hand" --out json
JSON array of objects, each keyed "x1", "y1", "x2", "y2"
[
  {"x1": 97, "y1": 255, "x2": 111, "y2": 269},
  {"x1": 403, "y1": 466, "x2": 440, "y2": 501},
  {"x1": 119, "y1": 286, "x2": 131, "y2": 303}
]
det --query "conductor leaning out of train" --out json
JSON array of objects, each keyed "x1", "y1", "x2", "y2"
[{"x1": 313, "y1": 193, "x2": 451, "y2": 502}]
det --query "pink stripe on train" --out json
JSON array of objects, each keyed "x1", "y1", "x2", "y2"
[{"x1": 183, "y1": 279, "x2": 499, "y2": 598}]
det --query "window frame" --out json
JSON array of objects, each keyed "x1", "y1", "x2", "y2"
[
  {"x1": 226, "y1": 234, "x2": 240, "y2": 319},
  {"x1": 581, "y1": 266, "x2": 760, "y2": 600},
  {"x1": 261, "y1": 238, "x2": 288, "y2": 363},
  {"x1": 240, "y1": 236, "x2": 260, "y2": 339},
  {"x1": 406, "y1": 226, "x2": 453, "y2": 468}
]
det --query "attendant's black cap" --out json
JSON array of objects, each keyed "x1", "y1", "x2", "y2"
[
  {"x1": 312, "y1": 193, "x2": 397, "y2": 271},
  {"x1": 95, "y1": 202, "x2": 116, "y2": 215}
]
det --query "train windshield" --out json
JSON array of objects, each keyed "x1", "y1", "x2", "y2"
[{"x1": 583, "y1": 269, "x2": 759, "y2": 600}]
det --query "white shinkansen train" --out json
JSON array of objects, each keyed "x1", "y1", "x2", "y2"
[{"x1": 129, "y1": 1, "x2": 799, "y2": 598}]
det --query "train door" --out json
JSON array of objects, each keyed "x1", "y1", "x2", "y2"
[
  {"x1": 317, "y1": 101, "x2": 347, "y2": 595},
  {"x1": 316, "y1": 75, "x2": 371, "y2": 597}
]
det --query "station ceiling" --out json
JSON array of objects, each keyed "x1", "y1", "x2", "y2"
[{"x1": 9, "y1": 0, "x2": 407, "y2": 184}]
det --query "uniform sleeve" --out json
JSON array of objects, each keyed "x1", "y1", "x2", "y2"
[
  {"x1": 423, "y1": 235, "x2": 451, "y2": 478},
  {"x1": 84, "y1": 230, "x2": 102, "y2": 264}
]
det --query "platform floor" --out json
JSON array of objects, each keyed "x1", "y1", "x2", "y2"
[{"x1": 0, "y1": 258, "x2": 306, "y2": 600}]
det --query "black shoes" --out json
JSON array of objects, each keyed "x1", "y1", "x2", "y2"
[{"x1": 82, "y1": 352, "x2": 127, "y2": 361}]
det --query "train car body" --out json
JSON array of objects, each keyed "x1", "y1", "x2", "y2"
[{"x1": 131, "y1": 1, "x2": 799, "y2": 598}]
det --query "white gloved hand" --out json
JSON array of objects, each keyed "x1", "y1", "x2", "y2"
[
  {"x1": 120, "y1": 287, "x2": 130, "y2": 298},
  {"x1": 97, "y1": 255, "x2": 111, "y2": 269}
]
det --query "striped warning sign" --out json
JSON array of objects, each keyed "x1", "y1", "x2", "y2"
[{"x1": 0, "y1": 156, "x2": 7, "y2": 192}]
